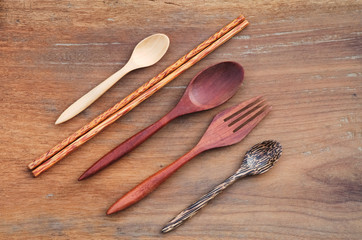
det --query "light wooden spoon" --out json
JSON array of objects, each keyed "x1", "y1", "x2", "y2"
[{"x1": 55, "y1": 33, "x2": 170, "y2": 124}]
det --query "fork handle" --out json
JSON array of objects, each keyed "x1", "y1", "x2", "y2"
[
  {"x1": 162, "y1": 169, "x2": 250, "y2": 233},
  {"x1": 106, "y1": 147, "x2": 202, "y2": 215},
  {"x1": 79, "y1": 108, "x2": 180, "y2": 181}
]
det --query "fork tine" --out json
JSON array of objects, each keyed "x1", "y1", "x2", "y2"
[
  {"x1": 222, "y1": 96, "x2": 263, "y2": 122},
  {"x1": 227, "y1": 99, "x2": 266, "y2": 127},
  {"x1": 233, "y1": 105, "x2": 272, "y2": 133}
]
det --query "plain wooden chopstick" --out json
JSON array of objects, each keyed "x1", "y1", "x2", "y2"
[{"x1": 30, "y1": 16, "x2": 249, "y2": 176}]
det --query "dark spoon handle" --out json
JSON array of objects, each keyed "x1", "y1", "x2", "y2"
[
  {"x1": 162, "y1": 169, "x2": 250, "y2": 233},
  {"x1": 79, "y1": 108, "x2": 180, "y2": 180}
]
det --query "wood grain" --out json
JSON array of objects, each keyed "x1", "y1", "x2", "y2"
[{"x1": 0, "y1": 0, "x2": 361, "y2": 239}]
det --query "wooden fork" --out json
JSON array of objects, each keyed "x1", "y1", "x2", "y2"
[{"x1": 106, "y1": 96, "x2": 271, "y2": 214}]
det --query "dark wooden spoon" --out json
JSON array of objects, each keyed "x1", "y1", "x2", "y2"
[
  {"x1": 79, "y1": 61, "x2": 244, "y2": 180},
  {"x1": 161, "y1": 140, "x2": 283, "y2": 233}
]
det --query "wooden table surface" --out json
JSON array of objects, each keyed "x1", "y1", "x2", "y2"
[{"x1": 1, "y1": 0, "x2": 361, "y2": 239}]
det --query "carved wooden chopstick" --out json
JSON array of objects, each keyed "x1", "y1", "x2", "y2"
[{"x1": 29, "y1": 15, "x2": 249, "y2": 176}]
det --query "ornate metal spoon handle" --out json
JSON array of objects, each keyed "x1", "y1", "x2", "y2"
[{"x1": 162, "y1": 170, "x2": 249, "y2": 233}]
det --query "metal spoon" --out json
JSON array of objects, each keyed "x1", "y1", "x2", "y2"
[
  {"x1": 55, "y1": 33, "x2": 170, "y2": 124},
  {"x1": 161, "y1": 140, "x2": 282, "y2": 233}
]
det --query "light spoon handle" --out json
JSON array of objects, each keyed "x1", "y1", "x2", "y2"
[
  {"x1": 55, "y1": 63, "x2": 134, "y2": 124},
  {"x1": 162, "y1": 168, "x2": 250, "y2": 233}
]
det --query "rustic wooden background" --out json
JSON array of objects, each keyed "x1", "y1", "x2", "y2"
[{"x1": 1, "y1": 0, "x2": 361, "y2": 239}]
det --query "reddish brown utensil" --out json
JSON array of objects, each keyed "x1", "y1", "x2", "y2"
[
  {"x1": 106, "y1": 96, "x2": 271, "y2": 214},
  {"x1": 78, "y1": 62, "x2": 244, "y2": 180}
]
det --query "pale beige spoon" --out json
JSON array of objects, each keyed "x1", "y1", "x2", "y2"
[{"x1": 55, "y1": 33, "x2": 170, "y2": 124}]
